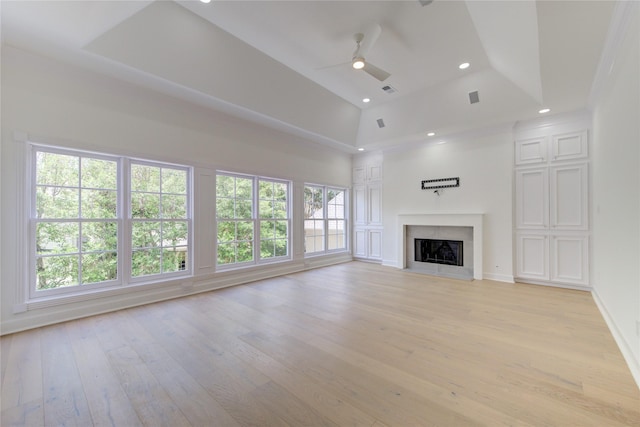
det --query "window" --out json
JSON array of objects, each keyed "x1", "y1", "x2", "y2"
[
  {"x1": 34, "y1": 150, "x2": 119, "y2": 291},
  {"x1": 130, "y1": 162, "x2": 189, "y2": 278},
  {"x1": 30, "y1": 145, "x2": 191, "y2": 298},
  {"x1": 216, "y1": 173, "x2": 290, "y2": 267},
  {"x1": 304, "y1": 185, "x2": 347, "y2": 254}
]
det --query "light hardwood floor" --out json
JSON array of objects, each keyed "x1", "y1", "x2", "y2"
[{"x1": 2, "y1": 261, "x2": 639, "y2": 426}]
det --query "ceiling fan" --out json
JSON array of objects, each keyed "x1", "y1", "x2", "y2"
[{"x1": 350, "y1": 23, "x2": 391, "y2": 82}]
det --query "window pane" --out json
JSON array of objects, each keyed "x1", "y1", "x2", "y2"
[
  {"x1": 260, "y1": 220, "x2": 275, "y2": 240},
  {"x1": 82, "y1": 252, "x2": 117, "y2": 284},
  {"x1": 217, "y1": 221, "x2": 235, "y2": 243},
  {"x1": 36, "y1": 187, "x2": 79, "y2": 218},
  {"x1": 275, "y1": 221, "x2": 288, "y2": 239},
  {"x1": 275, "y1": 239, "x2": 287, "y2": 257},
  {"x1": 260, "y1": 240, "x2": 275, "y2": 259},
  {"x1": 36, "y1": 152, "x2": 79, "y2": 187},
  {"x1": 304, "y1": 186, "x2": 323, "y2": 219},
  {"x1": 81, "y1": 158, "x2": 116, "y2": 189},
  {"x1": 162, "y1": 194, "x2": 187, "y2": 219},
  {"x1": 236, "y1": 241, "x2": 253, "y2": 263},
  {"x1": 328, "y1": 220, "x2": 346, "y2": 250},
  {"x1": 131, "y1": 164, "x2": 160, "y2": 192},
  {"x1": 236, "y1": 178, "x2": 253, "y2": 199},
  {"x1": 236, "y1": 200, "x2": 252, "y2": 219},
  {"x1": 216, "y1": 198, "x2": 234, "y2": 219},
  {"x1": 162, "y1": 221, "x2": 188, "y2": 247},
  {"x1": 36, "y1": 255, "x2": 79, "y2": 290},
  {"x1": 163, "y1": 248, "x2": 187, "y2": 272},
  {"x1": 82, "y1": 222, "x2": 117, "y2": 252},
  {"x1": 162, "y1": 168, "x2": 187, "y2": 194},
  {"x1": 132, "y1": 221, "x2": 161, "y2": 249},
  {"x1": 216, "y1": 175, "x2": 234, "y2": 197},
  {"x1": 259, "y1": 200, "x2": 273, "y2": 219},
  {"x1": 131, "y1": 193, "x2": 160, "y2": 219},
  {"x1": 259, "y1": 180, "x2": 273, "y2": 199},
  {"x1": 237, "y1": 221, "x2": 253, "y2": 241},
  {"x1": 328, "y1": 189, "x2": 345, "y2": 219},
  {"x1": 131, "y1": 248, "x2": 161, "y2": 277},
  {"x1": 82, "y1": 189, "x2": 117, "y2": 218},
  {"x1": 36, "y1": 222, "x2": 79, "y2": 255},
  {"x1": 217, "y1": 242, "x2": 236, "y2": 264}
]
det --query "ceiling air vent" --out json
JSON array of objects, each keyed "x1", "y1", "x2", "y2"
[
  {"x1": 377, "y1": 118, "x2": 386, "y2": 128},
  {"x1": 469, "y1": 91, "x2": 480, "y2": 104},
  {"x1": 382, "y1": 85, "x2": 397, "y2": 94}
]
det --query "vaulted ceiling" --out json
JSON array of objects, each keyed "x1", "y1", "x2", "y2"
[{"x1": 1, "y1": 0, "x2": 615, "y2": 152}]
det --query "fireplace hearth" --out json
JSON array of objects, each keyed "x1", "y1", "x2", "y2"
[{"x1": 415, "y1": 238, "x2": 463, "y2": 266}]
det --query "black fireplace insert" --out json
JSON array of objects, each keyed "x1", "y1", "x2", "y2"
[{"x1": 414, "y1": 238, "x2": 463, "y2": 266}]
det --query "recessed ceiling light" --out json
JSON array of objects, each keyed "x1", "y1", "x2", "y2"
[
  {"x1": 459, "y1": 62, "x2": 470, "y2": 70},
  {"x1": 437, "y1": 141, "x2": 447, "y2": 145},
  {"x1": 358, "y1": 148, "x2": 365, "y2": 151},
  {"x1": 199, "y1": 0, "x2": 211, "y2": 3},
  {"x1": 427, "y1": 132, "x2": 435, "y2": 137},
  {"x1": 362, "y1": 98, "x2": 370, "y2": 103},
  {"x1": 539, "y1": 108, "x2": 551, "y2": 114}
]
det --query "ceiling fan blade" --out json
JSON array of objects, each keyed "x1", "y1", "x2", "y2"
[
  {"x1": 358, "y1": 22, "x2": 382, "y2": 58},
  {"x1": 363, "y1": 62, "x2": 390, "y2": 81}
]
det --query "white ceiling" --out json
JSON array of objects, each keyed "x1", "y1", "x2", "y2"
[{"x1": 1, "y1": 0, "x2": 615, "y2": 152}]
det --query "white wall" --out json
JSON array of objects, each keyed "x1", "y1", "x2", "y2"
[
  {"x1": 0, "y1": 46, "x2": 352, "y2": 334},
  {"x1": 381, "y1": 130, "x2": 514, "y2": 282},
  {"x1": 591, "y1": 2, "x2": 640, "y2": 384}
]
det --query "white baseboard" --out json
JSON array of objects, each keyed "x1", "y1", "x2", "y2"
[
  {"x1": 482, "y1": 273, "x2": 515, "y2": 283},
  {"x1": 592, "y1": 290, "x2": 640, "y2": 390}
]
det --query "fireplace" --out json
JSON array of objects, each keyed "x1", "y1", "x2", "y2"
[
  {"x1": 397, "y1": 214, "x2": 483, "y2": 280},
  {"x1": 415, "y1": 238, "x2": 463, "y2": 266}
]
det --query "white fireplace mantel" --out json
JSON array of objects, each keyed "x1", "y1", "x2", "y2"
[{"x1": 398, "y1": 213, "x2": 484, "y2": 280}]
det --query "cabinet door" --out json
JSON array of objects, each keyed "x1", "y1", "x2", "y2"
[
  {"x1": 353, "y1": 167, "x2": 365, "y2": 184},
  {"x1": 551, "y1": 131, "x2": 588, "y2": 162},
  {"x1": 353, "y1": 185, "x2": 366, "y2": 225},
  {"x1": 515, "y1": 168, "x2": 548, "y2": 229},
  {"x1": 368, "y1": 184, "x2": 382, "y2": 225},
  {"x1": 353, "y1": 228, "x2": 367, "y2": 258},
  {"x1": 368, "y1": 229, "x2": 382, "y2": 259},
  {"x1": 550, "y1": 235, "x2": 589, "y2": 286},
  {"x1": 367, "y1": 164, "x2": 382, "y2": 181},
  {"x1": 516, "y1": 233, "x2": 549, "y2": 280},
  {"x1": 550, "y1": 164, "x2": 588, "y2": 230},
  {"x1": 515, "y1": 137, "x2": 547, "y2": 165}
]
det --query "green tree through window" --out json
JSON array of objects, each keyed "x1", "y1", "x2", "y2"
[
  {"x1": 31, "y1": 145, "x2": 191, "y2": 296},
  {"x1": 216, "y1": 173, "x2": 290, "y2": 266},
  {"x1": 34, "y1": 150, "x2": 118, "y2": 290}
]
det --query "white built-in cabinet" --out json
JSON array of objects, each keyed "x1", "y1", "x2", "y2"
[
  {"x1": 514, "y1": 128, "x2": 590, "y2": 288},
  {"x1": 353, "y1": 159, "x2": 383, "y2": 261}
]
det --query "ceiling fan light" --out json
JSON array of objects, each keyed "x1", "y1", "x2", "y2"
[{"x1": 352, "y1": 58, "x2": 365, "y2": 70}]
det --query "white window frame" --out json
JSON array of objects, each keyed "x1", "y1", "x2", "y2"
[
  {"x1": 215, "y1": 171, "x2": 291, "y2": 269},
  {"x1": 27, "y1": 143, "x2": 192, "y2": 301}
]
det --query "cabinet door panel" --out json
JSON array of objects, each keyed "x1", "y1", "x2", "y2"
[
  {"x1": 353, "y1": 185, "x2": 366, "y2": 225},
  {"x1": 551, "y1": 131, "x2": 588, "y2": 162},
  {"x1": 368, "y1": 185, "x2": 382, "y2": 225},
  {"x1": 368, "y1": 230, "x2": 382, "y2": 259},
  {"x1": 515, "y1": 168, "x2": 548, "y2": 229},
  {"x1": 551, "y1": 235, "x2": 588, "y2": 285},
  {"x1": 550, "y1": 164, "x2": 588, "y2": 230},
  {"x1": 515, "y1": 137, "x2": 547, "y2": 165},
  {"x1": 516, "y1": 234, "x2": 549, "y2": 280},
  {"x1": 353, "y1": 229, "x2": 367, "y2": 258}
]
